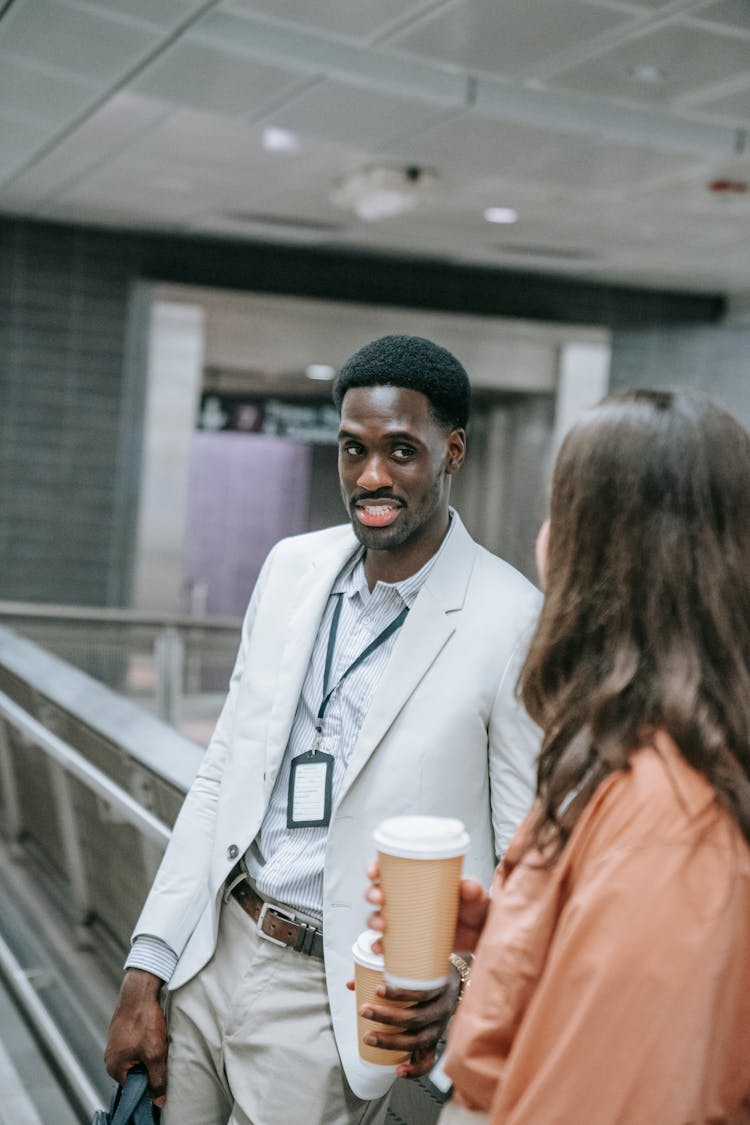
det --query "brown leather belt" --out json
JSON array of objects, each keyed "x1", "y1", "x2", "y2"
[{"x1": 228, "y1": 873, "x2": 325, "y2": 960}]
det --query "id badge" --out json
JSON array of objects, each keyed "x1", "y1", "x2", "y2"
[{"x1": 287, "y1": 749, "x2": 334, "y2": 828}]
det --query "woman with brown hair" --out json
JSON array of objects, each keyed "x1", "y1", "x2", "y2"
[{"x1": 423, "y1": 389, "x2": 750, "y2": 1121}]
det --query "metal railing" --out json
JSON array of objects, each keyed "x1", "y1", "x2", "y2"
[
  {"x1": 0, "y1": 601, "x2": 241, "y2": 728},
  {"x1": 0, "y1": 689, "x2": 175, "y2": 1120},
  {"x1": 0, "y1": 626, "x2": 204, "y2": 1120},
  {"x1": 0, "y1": 690, "x2": 171, "y2": 850},
  {"x1": 0, "y1": 930, "x2": 103, "y2": 1120},
  {"x1": 0, "y1": 625, "x2": 201, "y2": 934}
]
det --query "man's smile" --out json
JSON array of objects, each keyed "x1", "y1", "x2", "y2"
[{"x1": 353, "y1": 498, "x2": 404, "y2": 528}]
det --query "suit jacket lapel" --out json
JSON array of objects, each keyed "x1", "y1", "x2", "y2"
[{"x1": 339, "y1": 514, "x2": 478, "y2": 798}]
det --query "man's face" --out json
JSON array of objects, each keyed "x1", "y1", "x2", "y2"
[{"x1": 337, "y1": 385, "x2": 465, "y2": 554}]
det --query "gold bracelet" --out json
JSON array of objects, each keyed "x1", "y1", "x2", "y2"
[{"x1": 449, "y1": 952, "x2": 472, "y2": 1000}]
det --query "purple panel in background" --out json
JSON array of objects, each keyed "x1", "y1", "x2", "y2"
[{"x1": 184, "y1": 431, "x2": 313, "y2": 617}]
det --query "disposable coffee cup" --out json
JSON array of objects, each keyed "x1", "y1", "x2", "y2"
[
  {"x1": 374, "y1": 815, "x2": 470, "y2": 990},
  {"x1": 352, "y1": 930, "x2": 411, "y2": 1068}
]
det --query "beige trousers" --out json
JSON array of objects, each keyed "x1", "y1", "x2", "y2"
[{"x1": 162, "y1": 897, "x2": 388, "y2": 1125}]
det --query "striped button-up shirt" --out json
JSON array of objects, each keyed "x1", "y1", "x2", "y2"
[{"x1": 126, "y1": 517, "x2": 454, "y2": 978}]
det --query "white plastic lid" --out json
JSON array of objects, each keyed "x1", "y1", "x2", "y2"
[
  {"x1": 352, "y1": 929, "x2": 384, "y2": 970},
  {"x1": 373, "y1": 815, "x2": 470, "y2": 859}
]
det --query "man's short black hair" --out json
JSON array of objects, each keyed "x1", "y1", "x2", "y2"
[{"x1": 332, "y1": 334, "x2": 471, "y2": 431}]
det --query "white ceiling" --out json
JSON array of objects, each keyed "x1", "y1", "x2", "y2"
[{"x1": 1, "y1": 0, "x2": 749, "y2": 295}]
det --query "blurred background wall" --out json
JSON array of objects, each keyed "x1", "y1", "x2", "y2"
[
  {"x1": 609, "y1": 319, "x2": 750, "y2": 428},
  {"x1": 0, "y1": 215, "x2": 726, "y2": 612}
]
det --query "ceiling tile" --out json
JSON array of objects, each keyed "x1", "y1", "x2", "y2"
[
  {"x1": 351, "y1": 192, "x2": 595, "y2": 252},
  {"x1": 64, "y1": 0, "x2": 211, "y2": 31},
  {"x1": 386, "y1": 110, "x2": 565, "y2": 180},
  {"x1": 690, "y1": 0, "x2": 750, "y2": 32},
  {"x1": 123, "y1": 110, "x2": 301, "y2": 177},
  {"x1": 520, "y1": 134, "x2": 704, "y2": 195},
  {"x1": 102, "y1": 111, "x2": 369, "y2": 223},
  {"x1": 0, "y1": 112, "x2": 57, "y2": 161},
  {"x1": 269, "y1": 79, "x2": 452, "y2": 150},
  {"x1": 551, "y1": 23, "x2": 750, "y2": 106},
  {"x1": 0, "y1": 92, "x2": 167, "y2": 201},
  {"x1": 244, "y1": 180, "x2": 356, "y2": 227},
  {"x1": 386, "y1": 0, "x2": 633, "y2": 79},
  {"x1": 691, "y1": 82, "x2": 750, "y2": 121},
  {"x1": 0, "y1": 0, "x2": 156, "y2": 83},
  {"x1": 132, "y1": 40, "x2": 304, "y2": 117},
  {"x1": 217, "y1": 0, "x2": 443, "y2": 44},
  {"x1": 0, "y1": 57, "x2": 97, "y2": 125},
  {"x1": 54, "y1": 173, "x2": 201, "y2": 221},
  {"x1": 0, "y1": 152, "x2": 32, "y2": 185},
  {"x1": 619, "y1": 0, "x2": 685, "y2": 6}
]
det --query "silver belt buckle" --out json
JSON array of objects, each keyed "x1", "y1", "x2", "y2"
[{"x1": 256, "y1": 899, "x2": 296, "y2": 947}]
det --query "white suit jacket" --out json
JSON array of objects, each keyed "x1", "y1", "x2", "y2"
[{"x1": 132, "y1": 514, "x2": 541, "y2": 1099}]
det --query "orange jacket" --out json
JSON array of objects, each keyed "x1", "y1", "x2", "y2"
[{"x1": 443, "y1": 731, "x2": 750, "y2": 1123}]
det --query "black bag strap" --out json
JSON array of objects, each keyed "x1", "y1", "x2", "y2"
[
  {"x1": 133, "y1": 1092, "x2": 158, "y2": 1125},
  {"x1": 111, "y1": 1065, "x2": 156, "y2": 1125}
]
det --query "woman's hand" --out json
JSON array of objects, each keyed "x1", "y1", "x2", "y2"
[{"x1": 453, "y1": 877, "x2": 491, "y2": 953}]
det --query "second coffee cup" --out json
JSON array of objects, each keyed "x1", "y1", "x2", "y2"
[
  {"x1": 352, "y1": 930, "x2": 411, "y2": 1068},
  {"x1": 373, "y1": 815, "x2": 470, "y2": 990}
]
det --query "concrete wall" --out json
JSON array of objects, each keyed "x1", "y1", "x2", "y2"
[
  {"x1": 0, "y1": 221, "x2": 138, "y2": 605},
  {"x1": 609, "y1": 323, "x2": 750, "y2": 428}
]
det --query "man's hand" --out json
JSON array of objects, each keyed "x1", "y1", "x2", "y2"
[
  {"x1": 349, "y1": 972, "x2": 460, "y2": 1078},
  {"x1": 104, "y1": 969, "x2": 168, "y2": 1107}
]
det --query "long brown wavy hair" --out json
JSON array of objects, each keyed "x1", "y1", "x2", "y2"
[{"x1": 520, "y1": 388, "x2": 750, "y2": 854}]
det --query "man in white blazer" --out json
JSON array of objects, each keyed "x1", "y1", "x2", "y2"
[{"x1": 105, "y1": 335, "x2": 541, "y2": 1124}]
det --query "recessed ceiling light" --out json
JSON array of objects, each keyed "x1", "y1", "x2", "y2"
[
  {"x1": 262, "y1": 126, "x2": 300, "y2": 153},
  {"x1": 484, "y1": 206, "x2": 518, "y2": 224},
  {"x1": 305, "y1": 363, "x2": 336, "y2": 381},
  {"x1": 627, "y1": 64, "x2": 667, "y2": 84}
]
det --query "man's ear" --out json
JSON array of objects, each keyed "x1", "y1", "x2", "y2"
[{"x1": 445, "y1": 428, "x2": 466, "y2": 475}]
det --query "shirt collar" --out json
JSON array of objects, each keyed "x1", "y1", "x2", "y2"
[{"x1": 334, "y1": 509, "x2": 456, "y2": 609}]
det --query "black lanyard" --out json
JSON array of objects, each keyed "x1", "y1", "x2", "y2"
[{"x1": 315, "y1": 592, "x2": 409, "y2": 735}]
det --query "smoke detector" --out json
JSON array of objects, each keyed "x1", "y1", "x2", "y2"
[{"x1": 330, "y1": 164, "x2": 437, "y2": 222}]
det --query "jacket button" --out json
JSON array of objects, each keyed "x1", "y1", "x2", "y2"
[{"x1": 227, "y1": 844, "x2": 239, "y2": 860}]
